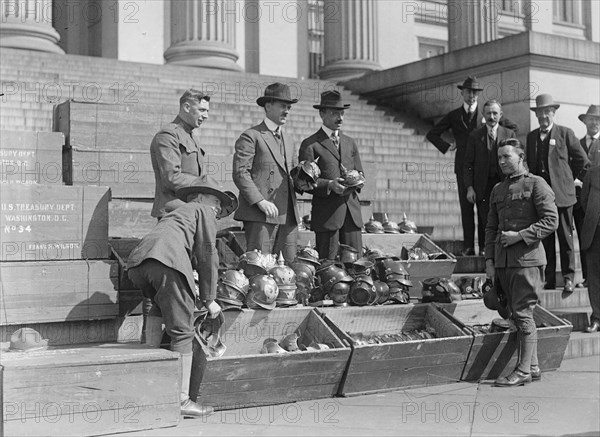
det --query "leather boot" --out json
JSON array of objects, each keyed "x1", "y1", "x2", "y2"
[
  {"x1": 180, "y1": 353, "x2": 214, "y2": 418},
  {"x1": 144, "y1": 316, "x2": 164, "y2": 348}
]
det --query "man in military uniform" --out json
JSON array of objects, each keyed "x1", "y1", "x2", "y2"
[
  {"x1": 151, "y1": 89, "x2": 210, "y2": 219},
  {"x1": 485, "y1": 139, "x2": 558, "y2": 387},
  {"x1": 127, "y1": 177, "x2": 237, "y2": 417}
]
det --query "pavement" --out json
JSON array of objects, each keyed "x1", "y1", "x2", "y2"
[{"x1": 118, "y1": 354, "x2": 600, "y2": 437}]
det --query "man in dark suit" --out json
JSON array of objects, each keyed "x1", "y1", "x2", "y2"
[
  {"x1": 299, "y1": 90, "x2": 364, "y2": 261},
  {"x1": 580, "y1": 166, "x2": 600, "y2": 333},
  {"x1": 573, "y1": 105, "x2": 600, "y2": 288},
  {"x1": 427, "y1": 76, "x2": 518, "y2": 256},
  {"x1": 525, "y1": 94, "x2": 591, "y2": 294},
  {"x1": 464, "y1": 100, "x2": 517, "y2": 257},
  {"x1": 233, "y1": 83, "x2": 300, "y2": 262},
  {"x1": 485, "y1": 139, "x2": 558, "y2": 386}
]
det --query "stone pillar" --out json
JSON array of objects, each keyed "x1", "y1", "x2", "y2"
[
  {"x1": 164, "y1": 0, "x2": 241, "y2": 70},
  {"x1": 0, "y1": 0, "x2": 64, "y2": 53},
  {"x1": 447, "y1": 0, "x2": 498, "y2": 51},
  {"x1": 319, "y1": 0, "x2": 380, "y2": 81}
]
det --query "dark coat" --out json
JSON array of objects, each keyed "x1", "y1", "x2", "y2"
[
  {"x1": 463, "y1": 124, "x2": 517, "y2": 201},
  {"x1": 526, "y1": 124, "x2": 591, "y2": 208},
  {"x1": 299, "y1": 128, "x2": 363, "y2": 232},
  {"x1": 581, "y1": 166, "x2": 600, "y2": 251},
  {"x1": 232, "y1": 121, "x2": 300, "y2": 225}
]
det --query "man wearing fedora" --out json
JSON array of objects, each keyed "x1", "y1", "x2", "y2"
[
  {"x1": 427, "y1": 76, "x2": 518, "y2": 257},
  {"x1": 299, "y1": 90, "x2": 364, "y2": 260},
  {"x1": 126, "y1": 176, "x2": 238, "y2": 418},
  {"x1": 573, "y1": 105, "x2": 600, "y2": 289},
  {"x1": 526, "y1": 94, "x2": 591, "y2": 295},
  {"x1": 233, "y1": 82, "x2": 300, "y2": 262}
]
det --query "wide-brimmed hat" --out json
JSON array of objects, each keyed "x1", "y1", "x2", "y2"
[
  {"x1": 176, "y1": 176, "x2": 239, "y2": 219},
  {"x1": 579, "y1": 104, "x2": 600, "y2": 122},
  {"x1": 457, "y1": 76, "x2": 483, "y2": 91},
  {"x1": 530, "y1": 94, "x2": 560, "y2": 111},
  {"x1": 256, "y1": 83, "x2": 298, "y2": 107},
  {"x1": 313, "y1": 90, "x2": 351, "y2": 110}
]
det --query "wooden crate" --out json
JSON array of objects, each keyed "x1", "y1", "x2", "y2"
[
  {"x1": 437, "y1": 300, "x2": 572, "y2": 381},
  {"x1": 1, "y1": 343, "x2": 180, "y2": 436},
  {"x1": 318, "y1": 304, "x2": 472, "y2": 396},
  {"x1": 0, "y1": 184, "x2": 110, "y2": 261},
  {"x1": 0, "y1": 260, "x2": 118, "y2": 325},
  {"x1": 0, "y1": 130, "x2": 64, "y2": 185},
  {"x1": 189, "y1": 307, "x2": 351, "y2": 410}
]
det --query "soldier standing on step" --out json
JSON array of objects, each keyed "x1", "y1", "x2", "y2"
[
  {"x1": 126, "y1": 176, "x2": 238, "y2": 418},
  {"x1": 427, "y1": 76, "x2": 518, "y2": 257},
  {"x1": 485, "y1": 139, "x2": 558, "y2": 387}
]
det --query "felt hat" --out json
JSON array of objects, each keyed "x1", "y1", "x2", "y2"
[{"x1": 256, "y1": 82, "x2": 298, "y2": 107}]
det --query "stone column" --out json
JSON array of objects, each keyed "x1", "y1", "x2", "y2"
[
  {"x1": 319, "y1": 0, "x2": 380, "y2": 81},
  {"x1": 164, "y1": 0, "x2": 241, "y2": 70},
  {"x1": 0, "y1": 0, "x2": 64, "y2": 53},
  {"x1": 447, "y1": 0, "x2": 498, "y2": 51}
]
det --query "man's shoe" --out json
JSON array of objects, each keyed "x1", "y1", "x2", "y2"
[
  {"x1": 461, "y1": 248, "x2": 476, "y2": 256},
  {"x1": 585, "y1": 321, "x2": 600, "y2": 333},
  {"x1": 576, "y1": 280, "x2": 587, "y2": 289},
  {"x1": 530, "y1": 365, "x2": 542, "y2": 381},
  {"x1": 544, "y1": 282, "x2": 556, "y2": 290},
  {"x1": 479, "y1": 248, "x2": 485, "y2": 257},
  {"x1": 180, "y1": 398, "x2": 214, "y2": 418},
  {"x1": 562, "y1": 278, "x2": 574, "y2": 296},
  {"x1": 494, "y1": 369, "x2": 532, "y2": 387}
]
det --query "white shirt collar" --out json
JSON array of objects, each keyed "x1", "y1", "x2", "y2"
[
  {"x1": 463, "y1": 102, "x2": 477, "y2": 113},
  {"x1": 487, "y1": 124, "x2": 499, "y2": 134},
  {"x1": 264, "y1": 118, "x2": 281, "y2": 134},
  {"x1": 321, "y1": 125, "x2": 338, "y2": 138},
  {"x1": 541, "y1": 123, "x2": 553, "y2": 133},
  {"x1": 588, "y1": 132, "x2": 600, "y2": 141}
]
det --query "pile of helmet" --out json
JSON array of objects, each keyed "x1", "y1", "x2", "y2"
[
  {"x1": 364, "y1": 212, "x2": 418, "y2": 234},
  {"x1": 260, "y1": 332, "x2": 334, "y2": 354},
  {"x1": 421, "y1": 277, "x2": 462, "y2": 303},
  {"x1": 347, "y1": 328, "x2": 438, "y2": 345},
  {"x1": 291, "y1": 242, "x2": 321, "y2": 305},
  {"x1": 454, "y1": 276, "x2": 484, "y2": 299}
]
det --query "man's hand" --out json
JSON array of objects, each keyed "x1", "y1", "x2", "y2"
[
  {"x1": 295, "y1": 179, "x2": 317, "y2": 193},
  {"x1": 466, "y1": 186, "x2": 476, "y2": 204},
  {"x1": 329, "y1": 178, "x2": 347, "y2": 195},
  {"x1": 574, "y1": 178, "x2": 583, "y2": 189},
  {"x1": 485, "y1": 259, "x2": 495, "y2": 281},
  {"x1": 448, "y1": 142, "x2": 457, "y2": 152},
  {"x1": 257, "y1": 199, "x2": 279, "y2": 218},
  {"x1": 500, "y1": 230, "x2": 522, "y2": 247},
  {"x1": 206, "y1": 300, "x2": 221, "y2": 318}
]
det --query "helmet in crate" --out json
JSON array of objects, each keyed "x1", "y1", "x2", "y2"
[
  {"x1": 338, "y1": 244, "x2": 359, "y2": 265},
  {"x1": 296, "y1": 243, "x2": 321, "y2": 267},
  {"x1": 246, "y1": 274, "x2": 279, "y2": 310},
  {"x1": 216, "y1": 280, "x2": 245, "y2": 308},
  {"x1": 388, "y1": 285, "x2": 410, "y2": 304},
  {"x1": 317, "y1": 263, "x2": 353, "y2": 295},
  {"x1": 348, "y1": 275, "x2": 377, "y2": 306},
  {"x1": 377, "y1": 259, "x2": 413, "y2": 287},
  {"x1": 269, "y1": 253, "x2": 298, "y2": 307},
  {"x1": 328, "y1": 281, "x2": 351, "y2": 306},
  {"x1": 374, "y1": 280, "x2": 390, "y2": 304},
  {"x1": 237, "y1": 249, "x2": 268, "y2": 278},
  {"x1": 348, "y1": 258, "x2": 375, "y2": 278},
  {"x1": 221, "y1": 269, "x2": 250, "y2": 295},
  {"x1": 421, "y1": 277, "x2": 461, "y2": 303}
]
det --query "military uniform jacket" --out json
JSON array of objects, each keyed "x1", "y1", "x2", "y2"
[
  {"x1": 485, "y1": 173, "x2": 558, "y2": 268},
  {"x1": 232, "y1": 121, "x2": 300, "y2": 225},
  {"x1": 151, "y1": 116, "x2": 205, "y2": 218},
  {"x1": 581, "y1": 166, "x2": 600, "y2": 251},
  {"x1": 299, "y1": 128, "x2": 363, "y2": 232},
  {"x1": 525, "y1": 124, "x2": 590, "y2": 208},
  {"x1": 126, "y1": 202, "x2": 218, "y2": 302}
]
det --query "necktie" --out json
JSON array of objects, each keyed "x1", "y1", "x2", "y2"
[
  {"x1": 331, "y1": 133, "x2": 339, "y2": 150},
  {"x1": 587, "y1": 136, "x2": 594, "y2": 150},
  {"x1": 540, "y1": 129, "x2": 548, "y2": 141},
  {"x1": 488, "y1": 129, "x2": 496, "y2": 150},
  {"x1": 273, "y1": 128, "x2": 281, "y2": 140}
]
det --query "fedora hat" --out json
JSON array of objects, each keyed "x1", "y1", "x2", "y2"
[
  {"x1": 579, "y1": 104, "x2": 600, "y2": 122},
  {"x1": 530, "y1": 94, "x2": 560, "y2": 111},
  {"x1": 176, "y1": 176, "x2": 239, "y2": 219},
  {"x1": 457, "y1": 76, "x2": 483, "y2": 91},
  {"x1": 256, "y1": 82, "x2": 298, "y2": 107},
  {"x1": 313, "y1": 90, "x2": 351, "y2": 110}
]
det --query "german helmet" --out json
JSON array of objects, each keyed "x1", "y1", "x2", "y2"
[
  {"x1": 246, "y1": 274, "x2": 279, "y2": 310},
  {"x1": 364, "y1": 216, "x2": 384, "y2": 234},
  {"x1": 399, "y1": 212, "x2": 418, "y2": 234},
  {"x1": 269, "y1": 252, "x2": 298, "y2": 307},
  {"x1": 382, "y1": 213, "x2": 400, "y2": 234}
]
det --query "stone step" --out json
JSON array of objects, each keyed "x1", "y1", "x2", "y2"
[
  {"x1": 538, "y1": 287, "x2": 590, "y2": 310},
  {"x1": 551, "y1": 307, "x2": 592, "y2": 331},
  {"x1": 564, "y1": 331, "x2": 600, "y2": 359}
]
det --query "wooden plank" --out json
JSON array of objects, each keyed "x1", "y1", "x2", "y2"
[{"x1": 0, "y1": 185, "x2": 110, "y2": 261}]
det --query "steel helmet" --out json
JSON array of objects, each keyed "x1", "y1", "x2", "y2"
[
  {"x1": 269, "y1": 252, "x2": 296, "y2": 288},
  {"x1": 348, "y1": 275, "x2": 377, "y2": 306},
  {"x1": 399, "y1": 212, "x2": 418, "y2": 234},
  {"x1": 291, "y1": 260, "x2": 316, "y2": 281},
  {"x1": 482, "y1": 278, "x2": 512, "y2": 319},
  {"x1": 377, "y1": 259, "x2": 413, "y2": 287},
  {"x1": 279, "y1": 332, "x2": 301, "y2": 352},
  {"x1": 221, "y1": 269, "x2": 250, "y2": 295},
  {"x1": 338, "y1": 244, "x2": 359, "y2": 265},
  {"x1": 388, "y1": 285, "x2": 410, "y2": 304},
  {"x1": 9, "y1": 328, "x2": 48, "y2": 352},
  {"x1": 348, "y1": 258, "x2": 375, "y2": 278},
  {"x1": 246, "y1": 274, "x2": 279, "y2": 310},
  {"x1": 216, "y1": 280, "x2": 245, "y2": 308},
  {"x1": 297, "y1": 243, "x2": 321, "y2": 267},
  {"x1": 328, "y1": 281, "x2": 351, "y2": 306},
  {"x1": 456, "y1": 276, "x2": 483, "y2": 295},
  {"x1": 374, "y1": 280, "x2": 390, "y2": 304},
  {"x1": 364, "y1": 216, "x2": 384, "y2": 234},
  {"x1": 308, "y1": 285, "x2": 327, "y2": 303},
  {"x1": 421, "y1": 277, "x2": 455, "y2": 303},
  {"x1": 238, "y1": 250, "x2": 268, "y2": 278},
  {"x1": 382, "y1": 213, "x2": 400, "y2": 234},
  {"x1": 316, "y1": 264, "x2": 353, "y2": 295}
]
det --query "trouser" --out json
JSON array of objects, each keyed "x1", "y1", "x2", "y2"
[
  {"x1": 315, "y1": 212, "x2": 363, "y2": 261},
  {"x1": 542, "y1": 206, "x2": 575, "y2": 283},
  {"x1": 496, "y1": 266, "x2": 542, "y2": 373},
  {"x1": 457, "y1": 174, "x2": 475, "y2": 251},
  {"x1": 243, "y1": 221, "x2": 298, "y2": 262},
  {"x1": 573, "y1": 204, "x2": 588, "y2": 281},
  {"x1": 585, "y1": 225, "x2": 600, "y2": 324}
]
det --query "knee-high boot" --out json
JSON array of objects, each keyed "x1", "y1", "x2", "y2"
[{"x1": 179, "y1": 353, "x2": 214, "y2": 418}]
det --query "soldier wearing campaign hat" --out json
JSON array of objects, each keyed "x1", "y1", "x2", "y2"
[{"x1": 126, "y1": 176, "x2": 238, "y2": 419}]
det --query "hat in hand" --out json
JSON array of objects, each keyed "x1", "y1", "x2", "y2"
[{"x1": 176, "y1": 176, "x2": 239, "y2": 219}]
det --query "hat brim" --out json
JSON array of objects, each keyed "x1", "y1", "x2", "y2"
[
  {"x1": 579, "y1": 113, "x2": 600, "y2": 122},
  {"x1": 313, "y1": 104, "x2": 352, "y2": 110},
  {"x1": 530, "y1": 104, "x2": 560, "y2": 112},
  {"x1": 257, "y1": 96, "x2": 299, "y2": 107},
  {"x1": 457, "y1": 85, "x2": 483, "y2": 91},
  {"x1": 176, "y1": 186, "x2": 238, "y2": 218}
]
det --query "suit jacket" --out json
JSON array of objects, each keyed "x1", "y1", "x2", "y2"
[
  {"x1": 581, "y1": 166, "x2": 600, "y2": 251},
  {"x1": 150, "y1": 116, "x2": 205, "y2": 218},
  {"x1": 463, "y1": 124, "x2": 516, "y2": 201},
  {"x1": 485, "y1": 173, "x2": 558, "y2": 268},
  {"x1": 526, "y1": 124, "x2": 591, "y2": 208},
  {"x1": 574, "y1": 136, "x2": 600, "y2": 207},
  {"x1": 232, "y1": 121, "x2": 300, "y2": 225},
  {"x1": 426, "y1": 106, "x2": 518, "y2": 175},
  {"x1": 126, "y1": 202, "x2": 219, "y2": 301},
  {"x1": 299, "y1": 128, "x2": 363, "y2": 232}
]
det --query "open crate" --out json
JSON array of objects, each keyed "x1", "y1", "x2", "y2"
[
  {"x1": 437, "y1": 300, "x2": 572, "y2": 381},
  {"x1": 318, "y1": 304, "x2": 472, "y2": 396},
  {"x1": 189, "y1": 307, "x2": 350, "y2": 410}
]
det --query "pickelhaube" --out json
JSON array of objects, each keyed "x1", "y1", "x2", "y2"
[
  {"x1": 399, "y1": 212, "x2": 418, "y2": 234},
  {"x1": 339, "y1": 163, "x2": 365, "y2": 187},
  {"x1": 270, "y1": 252, "x2": 298, "y2": 307},
  {"x1": 221, "y1": 269, "x2": 250, "y2": 295},
  {"x1": 382, "y1": 213, "x2": 400, "y2": 234},
  {"x1": 216, "y1": 280, "x2": 245, "y2": 308},
  {"x1": 364, "y1": 216, "x2": 384, "y2": 234},
  {"x1": 246, "y1": 274, "x2": 279, "y2": 310},
  {"x1": 297, "y1": 242, "x2": 321, "y2": 267},
  {"x1": 238, "y1": 249, "x2": 268, "y2": 278}
]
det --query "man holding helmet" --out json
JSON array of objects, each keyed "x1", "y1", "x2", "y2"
[{"x1": 126, "y1": 176, "x2": 238, "y2": 418}]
